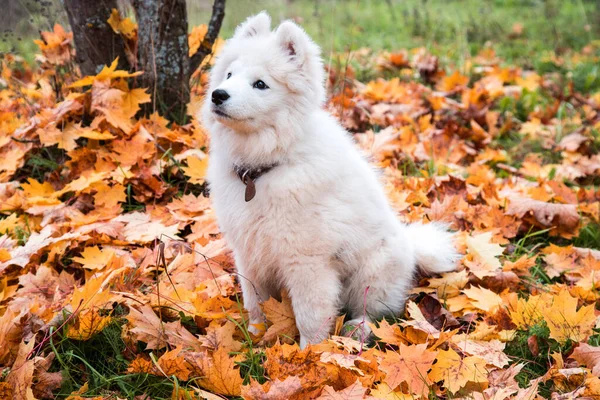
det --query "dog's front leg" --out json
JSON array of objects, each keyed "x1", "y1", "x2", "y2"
[
  {"x1": 283, "y1": 255, "x2": 340, "y2": 349},
  {"x1": 239, "y1": 275, "x2": 268, "y2": 335},
  {"x1": 234, "y1": 254, "x2": 269, "y2": 335}
]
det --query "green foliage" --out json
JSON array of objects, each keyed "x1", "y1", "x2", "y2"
[
  {"x1": 189, "y1": 0, "x2": 599, "y2": 66},
  {"x1": 49, "y1": 317, "x2": 185, "y2": 399},
  {"x1": 505, "y1": 321, "x2": 570, "y2": 397},
  {"x1": 574, "y1": 222, "x2": 600, "y2": 250}
]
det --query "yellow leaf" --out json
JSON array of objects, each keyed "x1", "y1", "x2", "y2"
[
  {"x1": 509, "y1": 294, "x2": 547, "y2": 330},
  {"x1": 427, "y1": 269, "x2": 469, "y2": 298},
  {"x1": 65, "y1": 123, "x2": 116, "y2": 140},
  {"x1": 545, "y1": 289, "x2": 596, "y2": 344},
  {"x1": 70, "y1": 276, "x2": 115, "y2": 311},
  {"x1": 516, "y1": 73, "x2": 541, "y2": 91},
  {"x1": 369, "y1": 319, "x2": 407, "y2": 345},
  {"x1": 189, "y1": 24, "x2": 208, "y2": 56},
  {"x1": 370, "y1": 383, "x2": 415, "y2": 399},
  {"x1": 466, "y1": 231, "x2": 503, "y2": 276},
  {"x1": 0, "y1": 249, "x2": 10, "y2": 263},
  {"x1": 72, "y1": 246, "x2": 115, "y2": 270},
  {"x1": 182, "y1": 155, "x2": 209, "y2": 185},
  {"x1": 0, "y1": 213, "x2": 22, "y2": 235},
  {"x1": 56, "y1": 171, "x2": 108, "y2": 196},
  {"x1": 438, "y1": 70, "x2": 470, "y2": 92},
  {"x1": 122, "y1": 88, "x2": 152, "y2": 118},
  {"x1": 70, "y1": 58, "x2": 142, "y2": 87},
  {"x1": 127, "y1": 356, "x2": 154, "y2": 375},
  {"x1": 428, "y1": 348, "x2": 488, "y2": 394},
  {"x1": 93, "y1": 182, "x2": 127, "y2": 209},
  {"x1": 463, "y1": 286, "x2": 503, "y2": 312},
  {"x1": 21, "y1": 178, "x2": 55, "y2": 198},
  {"x1": 193, "y1": 295, "x2": 240, "y2": 321},
  {"x1": 67, "y1": 308, "x2": 112, "y2": 340},
  {"x1": 107, "y1": 8, "x2": 137, "y2": 39},
  {"x1": 38, "y1": 124, "x2": 78, "y2": 151}
]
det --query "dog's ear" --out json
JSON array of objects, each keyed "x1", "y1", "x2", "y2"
[
  {"x1": 233, "y1": 12, "x2": 271, "y2": 39},
  {"x1": 275, "y1": 20, "x2": 313, "y2": 64}
]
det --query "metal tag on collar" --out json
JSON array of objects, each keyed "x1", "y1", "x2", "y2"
[{"x1": 242, "y1": 170, "x2": 257, "y2": 202}]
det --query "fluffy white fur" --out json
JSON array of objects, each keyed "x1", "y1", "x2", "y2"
[{"x1": 202, "y1": 12, "x2": 458, "y2": 348}]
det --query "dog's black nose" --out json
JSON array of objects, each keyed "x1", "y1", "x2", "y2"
[{"x1": 212, "y1": 89, "x2": 230, "y2": 105}]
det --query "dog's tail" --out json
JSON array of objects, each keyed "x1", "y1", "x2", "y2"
[{"x1": 406, "y1": 222, "x2": 459, "y2": 274}]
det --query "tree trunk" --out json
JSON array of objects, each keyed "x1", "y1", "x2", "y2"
[
  {"x1": 63, "y1": 0, "x2": 130, "y2": 76},
  {"x1": 189, "y1": 0, "x2": 226, "y2": 73},
  {"x1": 132, "y1": 0, "x2": 190, "y2": 122},
  {"x1": 64, "y1": 0, "x2": 225, "y2": 122}
]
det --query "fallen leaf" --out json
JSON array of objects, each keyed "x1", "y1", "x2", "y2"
[
  {"x1": 380, "y1": 343, "x2": 437, "y2": 395},
  {"x1": 261, "y1": 292, "x2": 299, "y2": 343},
  {"x1": 429, "y1": 348, "x2": 488, "y2": 394},
  {"x1": 71, "y1": 246, "x2": 115, "y2": 270},
  {"x1": 242, "y1": 376, "x2": 304, "y2": 400},
  {"x1": 318, "y1": 380, "x2": 368, "y2": 399},
  {"x1": 66, "y1": 308, "x2": 112, "y2": 340},
  {"x1": 182, "y1": 155, "x2": 209, "y2": 185},
  {"x1": 545, "y1": 289, "x2": 595, "y2": 344},
  {"x1": 187, "y1": 348, "x2": 243, "y2": 396}
]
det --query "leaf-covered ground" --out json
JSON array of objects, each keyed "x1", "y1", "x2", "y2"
[{"x1": 1, "y1": 20, "x2": 600, "y2": 400}]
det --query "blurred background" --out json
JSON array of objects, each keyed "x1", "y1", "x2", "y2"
[{"x1": 3, "y1": 0, "x2": 599, "y2": 66}]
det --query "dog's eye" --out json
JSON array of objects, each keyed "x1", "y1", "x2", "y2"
[
  {"x1": 226, "y1": 72, "x2": 232, "y2": 79},
  {"x1": 253, "y1": 80, "x2": 269, "y2": 90}
]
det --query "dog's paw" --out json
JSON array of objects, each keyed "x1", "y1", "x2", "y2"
[{"x1": 340, "y1": 319, "x2": 373, "y2": 343}]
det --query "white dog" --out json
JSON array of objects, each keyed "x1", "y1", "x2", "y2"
[{"x1": 202, "y1": 12, "x2": 458, "y2": 348}]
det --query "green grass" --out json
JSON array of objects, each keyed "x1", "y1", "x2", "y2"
[
  {"x1": 189, "y1": 0, "x2": 600, "y2": 66},
  {"x1": 504, "y1": 321, "x2": 565, "y2": 397},
  {"x1": 5, "y1": 0, "x2": 600, "y2": 67},
  {"x1": 49, "y1": 318, "x2": 181, "y2": 399},
  {"x1": 574, "y1": 222, "x2": 600, "y2": 250}
]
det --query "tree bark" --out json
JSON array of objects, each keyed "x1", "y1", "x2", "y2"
[
  {"x1": 189, "y1": 0, "x2": 226, "y2": 73},
  {"x1": 63, "y1": 0, "x2": 130, "y2": 76},
  {"x1": 133, "y1": 0, "x2": 190, "y2": 121},
  {"x1": 64, "y1": 0, "x2": 225, "y2": 122}
]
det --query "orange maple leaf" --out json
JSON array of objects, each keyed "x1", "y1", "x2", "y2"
[
  {"x1": 261, "y1": 292, "x2": 299, "y2": 344},
  {"x1": 187, "y1": 348, "x2": 244, "y2": 396},
  {"x1": 428, "y1": 348, "x2": 488, "y2": 394},
  {"x1": 380, "y1": 343, "x2": 437, "y2": 395}
]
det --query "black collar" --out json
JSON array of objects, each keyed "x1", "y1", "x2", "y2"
[{"x1": 233, "y1": 163, "x2": 278, "y2": 202}]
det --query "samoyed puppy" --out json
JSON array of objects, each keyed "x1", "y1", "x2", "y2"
[{"x1": 202, "y1": 12, "x2": 458, "y2": 348}]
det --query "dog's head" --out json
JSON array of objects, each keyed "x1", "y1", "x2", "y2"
[{"x1": 203, "y1": 12, "x2": 325, "y2": 133}]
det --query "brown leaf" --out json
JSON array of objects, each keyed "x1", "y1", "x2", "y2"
[
  {"x1": 317, "y1": 380, "x2": 369, "y2": 399},
  {"x1": 6, "y1": 340, "x2": 35, "y2": 400},
  {"x1": 571, "y1": 343, "x2": 600, "y2": 376},
  {"x1": 200, "y1": 320, "x2": 242, "y2": 352},
  {"x1": 261, "y1": 292, "x2": 299, "y2": 344},
  {"x1": 417, "y1": 294, "x2": 460, "y2": 330},
  {"x1": 264, "y1": 341, "x2": 328, "y2": 391},
  {"x1": 528, "y1": 335, "x2": 540, "y2": 357},
  {"x1": 186, "y1": 348, "x2": 243, "y2": 396},
  {"x1": 242, "y1": 376, "x2": 304, "y2": 400},
  {"x1": 380, "y1": 343, "x2": 437, "y2": 395},
  {"x1": 507, "y1": 196, "x2": 580, "y2": 234}
]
